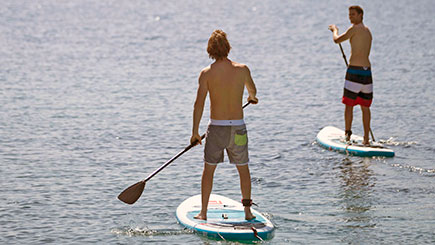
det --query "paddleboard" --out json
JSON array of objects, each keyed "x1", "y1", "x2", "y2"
[
  {"x1": 176, "y1": 194, "x2": 275, "y2": 241},
  {"x1": 316, "y1": 126, "x2": 395, "y2": 157}
]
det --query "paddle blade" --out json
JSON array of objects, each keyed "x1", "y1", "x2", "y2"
[{"x1": 118, "y1": 181, "x2": 145, "y2": 204}]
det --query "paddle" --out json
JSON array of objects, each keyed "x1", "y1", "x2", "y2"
[
  {"x1": 118, "y1": 101, "x2": 252, "y2": 205},
  {"x1": 337, "y1": 43, "x2": 376, "y2": 142},
  {"x1": 339, "y1": 43, "x2": 349, "y2": 67}
]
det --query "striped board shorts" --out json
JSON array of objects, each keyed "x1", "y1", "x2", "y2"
[{"x1": 342, "y1": 66, "x2": 373, "y2": 107}]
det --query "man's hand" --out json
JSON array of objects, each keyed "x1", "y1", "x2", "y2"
[
  {"x1": 328, "y1": 24, "x2": 338, "y2": 32},
  {"x1": 247, "y1": 96, "x2": 259, "y2": 104},
  {"x1": 190, "y1": 133, "x2": 202, "y2": 146}
]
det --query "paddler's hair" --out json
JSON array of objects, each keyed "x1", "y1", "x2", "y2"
[
  {"x1": 349, "y1": 5, "x2": 364, "y2": 20},
  {"x1": 207, "y1": 30, "x2": 231, "y2": 60}
]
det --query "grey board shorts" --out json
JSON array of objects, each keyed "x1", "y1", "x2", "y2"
[{"x1": 204, "y1": 124, "x2": 249, "y2": 166}]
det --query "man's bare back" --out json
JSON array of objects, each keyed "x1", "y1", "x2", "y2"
[
  {"x1": 201, "y1": 58, "x2": 257, "y2": 120},
  {"x1": 348, "y1": 24, "x2": 372, "y2": 67},
  {"x1": 191, "y1": 57, "x2": 257, "y2": 143},
  {"x1": 329, "y1": 23, "x2": 372, "y2": 67}
]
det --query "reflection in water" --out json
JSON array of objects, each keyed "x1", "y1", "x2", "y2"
[{"x1": 336, "y1": 157, "x2": 376, "y2": 242}]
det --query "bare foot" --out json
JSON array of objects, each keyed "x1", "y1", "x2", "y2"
[
  {"x1": 363, "y1": 137, "x2": 370, "y2": 146},
  {"x1": 194, "y1": 212, "x2": 207, "y2": 220},
  {"x1": 345, "y1": 130, "x2": 352, "y2": 142},
  {"x1": 244, "y1": 208, "x2": 256, "y2": 220},
  {"x1": 246, "y1": 213, "x2": 256, "y2": 220}
]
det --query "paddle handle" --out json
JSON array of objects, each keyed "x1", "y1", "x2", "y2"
[{"x1": 142, "y1": 101, "x2": 251, "y2": 183}]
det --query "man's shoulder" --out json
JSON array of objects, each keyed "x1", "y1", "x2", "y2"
[
  {"x1": 231, "y1": 61, "x2": 248, "y2": 69},
  {"x1": 352, "y1": 23, "x2": 370, "y2": 31},
  {"x1": 198, "y1": 66, "x2": 212, "y2": 82},
  {"x1": 231, "y1": 62, "x2": 250, "y2": 75},
  {"x1": 200, "y1": 65, "x2": 211, "y2": 74},
  {"x1": 347, "y1": 24, "x2": 358, "y2": 32}
]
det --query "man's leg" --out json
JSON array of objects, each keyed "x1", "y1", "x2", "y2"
[
  {"x1": 361, "y1": 105, "x2": 371, "y2": 145},
  {"x1": 194, "y1": 162, "x2": 217, "y2": 220},
  {"x1": 236, "y1": 164, "x2": 256, "y2": 220},
  {"x1": 345, "y1": 105, "x2": 354, "y2": 141}
]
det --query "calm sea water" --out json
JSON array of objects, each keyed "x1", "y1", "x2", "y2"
[{"x1": 1, "y1": 0, "x2": 434, "y2": 244}]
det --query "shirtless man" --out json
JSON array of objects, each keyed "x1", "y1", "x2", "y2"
[
  {"x1": 190, "y1": 30, "x2": 258, "y2": 220},
  {"x1": 329, "y1": 5, "x2": 373, "y2": 145}
]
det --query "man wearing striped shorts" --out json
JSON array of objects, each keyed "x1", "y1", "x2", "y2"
[{"x1": 329, "y1": 5, "x2": 373, "y2": 145}]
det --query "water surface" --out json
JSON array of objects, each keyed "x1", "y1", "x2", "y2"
[{"x1": 1, "y1": 0, "x2": 434, "y2": 244}]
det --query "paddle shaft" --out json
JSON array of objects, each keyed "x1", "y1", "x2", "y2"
[
  {"x1": 141, "y1": 101, "x2": 251, "y2": 183},
  {"x1": 337, "y1": 43, "x2": 376, "y2": 142},
  {"x1": 339, "y1": 43, "x2": 349, "y2": 67}
]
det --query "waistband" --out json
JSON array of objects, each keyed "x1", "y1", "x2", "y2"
[
  {"x1": 209, "y1": 119, "x2": 245, "y2": 126},
  {"x1": 348, "y1": 65, "x2": 371, "y2": 70},
  {"x1": 347, "y1": 66, "x2": 371, "y2": 76}
]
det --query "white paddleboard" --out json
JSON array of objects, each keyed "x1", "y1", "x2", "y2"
[
  {"x1": 316, "y1": 126, "x2": 394, "y2": 157},
  {"x1": 176, "y1": 194, "x2": 275, "y2": 241}
]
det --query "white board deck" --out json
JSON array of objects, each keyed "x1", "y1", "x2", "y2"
[
  {"x1": 176, "y1": 194, "x2": 275, "y2": 241},
  {"x1": 316, "y1": 126, "x2": 394, "y2": 157}
]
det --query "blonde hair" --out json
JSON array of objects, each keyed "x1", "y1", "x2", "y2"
[{"x1": 207, "y1": 30, "x2": 231, "y2": 60}]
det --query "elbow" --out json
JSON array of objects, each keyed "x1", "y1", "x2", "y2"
[{"x1": 333, "y1": 38, "x2": 340, "y2": 44}]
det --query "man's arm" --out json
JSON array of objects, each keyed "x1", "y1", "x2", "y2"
[
  {"x1": 191, "y1": 69, "x2": 208, "y2": 145},
  {"x1": 243, "y1": 66, "x2": 258, "y2": 104},
  {"x1": 329, "y1": 25, "x2": 355, "y2": 43}
]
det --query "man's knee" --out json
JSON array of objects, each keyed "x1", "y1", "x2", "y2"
[
  {"x1": 360, "y1": 105, "x2": 370, "y2": 112},
  {"x1": 236, "y1": 164, "x2": 250, "y2": 174},
  {"x1": 345, "y1": 105, "x2": 354, "y2": 110},
  {"x1": 204, "y1": 162, "x2": 217, "y2": 173}
]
